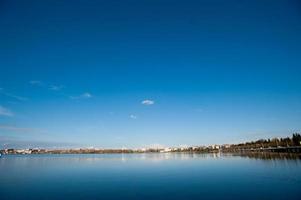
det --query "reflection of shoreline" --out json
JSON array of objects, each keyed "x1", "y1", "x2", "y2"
[
  {"x1": 230, "y1": 152, "x2": 301, "y2": 160},
  {"x1": 1, "y1": 152, "x2": 301, "y2": 163},
  {"x1": 0, "y1": 152, "x2": 222, "y2": 162},
  {"x1": 1, "y1": 153, "x2": 301, "y2": 170}
]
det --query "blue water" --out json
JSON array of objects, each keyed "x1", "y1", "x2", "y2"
[{"x1": 0, "y1": 153, "x2": 300, "y2": 200}]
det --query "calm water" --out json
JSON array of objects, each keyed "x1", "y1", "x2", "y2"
[{"x1": 1, "y1": 153, "x2": 301, "y2": 200}]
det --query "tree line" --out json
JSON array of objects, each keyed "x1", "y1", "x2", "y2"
[{"x1": 229, "y1": 133, "x2": 301, "y2": 149}]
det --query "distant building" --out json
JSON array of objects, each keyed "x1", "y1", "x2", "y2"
[
  {"x1": 222, "y1": 144, "x2": 231, "y2": 149},
  {"x1": 211, "y1": 145, "x2": 220, "y2": 150},
  {"x1": 16, "y1": 149, "x2": 32, "y2": 154},
  {"x1": 160, "y1": 148, "x2": 172, "y2": 153}
]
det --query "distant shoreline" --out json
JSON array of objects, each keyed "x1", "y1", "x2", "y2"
[
  {"x1": 1, "y1": 151, "x2": 301, "y2": 161},
  {"x1": 1, "y1": 134, "x2": 301, "y2": 155},
  {"x1": 1, "y1": 146, "x2": 301, "y2": 155}
]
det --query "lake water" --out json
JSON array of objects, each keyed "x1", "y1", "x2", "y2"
[{"x1": 1, "y1": 153, "x2": 301, "y2": 200}]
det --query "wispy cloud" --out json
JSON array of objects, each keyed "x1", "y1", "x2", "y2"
[
  {"x1": 30, "y1": 81, "x2": 63, "y2": 91},
  {"x1": 0, "y1": 125, "x2": 48, "y2": 134},
  {"x1": 2, "y1": 93, "x2": 28, "y2": 101},
  {"x1": 29, "y1": 81, "x2": 92, "y2": 100},
  {"x1": 0, "y1": 88, "x2": 28, "y2": 101},
  {"x1": 0, "y1": 106, "x2": 14, "y2": 117},
  {"x1": 49, "y1": 85, "x2": 64, "y2": 91},
  {"x1": 141, "y1": 99, "x2": 155, "y2": 105},
  {"x1": 70, "y1": 92, "x2": 93, "y2": 99},
  {"x1": 0, "y1": 140, "x2": 80, "y2": 149},
  {"x1": 29, "y1": 80, "x2": 43, "y2": 86},
  {"x1": 0, "y1": 125, "x2": 34, "y2": 132},
  {"x1": 130, "y1": 114, "x2": 137, "y2": 119},
  {"x1": 195, "y1": 108, "x2": 203, "y2": 113}
]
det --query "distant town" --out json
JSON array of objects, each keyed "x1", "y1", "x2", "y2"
[{"x1": 1, "y1": 133, "x2": 301, "y2": 155}]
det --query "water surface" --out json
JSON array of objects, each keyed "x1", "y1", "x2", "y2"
[{"x1": 1, "y1": 153, "x2": 300, "y2": 200}]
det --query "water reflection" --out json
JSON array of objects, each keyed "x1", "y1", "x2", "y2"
[
  {"x1": 1, "y1": 152, "x2": 300, "y2": 164},
  {"x1": 1, "y1": 152, "x2": 223, "y2": 163},
  {"x1": 0, "y1": 152, "x2": 301, "y2": 168},
  {"x1": 230, "y1": 152, "x2": 301, "y2": 160},
  {"x1": 1, "y1": 152, "x2": 301, "y2": 200}
]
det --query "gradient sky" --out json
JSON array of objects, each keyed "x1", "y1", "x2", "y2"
[{"x1": 1, "y1": 0, "x2": 301, "y2": 149}]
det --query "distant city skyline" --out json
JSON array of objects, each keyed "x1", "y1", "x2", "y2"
[{"x1": 1, "y1": 0, "x2": 301, "y2": 148}]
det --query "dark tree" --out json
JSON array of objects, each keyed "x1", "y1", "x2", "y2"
[{"x1": 292, "y1": 133, "x2": 301, "y2": 146}]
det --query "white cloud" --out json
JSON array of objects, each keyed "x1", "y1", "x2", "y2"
[
  {"x1": 130, "y1": 114, "x2": 137, "y2": 119},
  {"x1": 49, "y1": 85, "x2": 64, "y2": 91},
  {"x1": 0, "y1": 106, "x2": 14, "y2": 117},
  {"x1": 70, "y1": 92, "x2": 93, "y2": 99},
  {"x1": 141, "y1": 99, "x2": 155, "y2": 105},
  {"x1": 82, "y1": 93, "x2": 92, "y2": 98}
]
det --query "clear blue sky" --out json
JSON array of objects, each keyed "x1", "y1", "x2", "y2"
[{"x1": 1, "y1": 0, "x2": 301, "y2": 149}]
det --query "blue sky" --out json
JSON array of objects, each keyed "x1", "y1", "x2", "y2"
[{"x1": 1, "y1": 0, "x2": 301, "y2": 149}]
